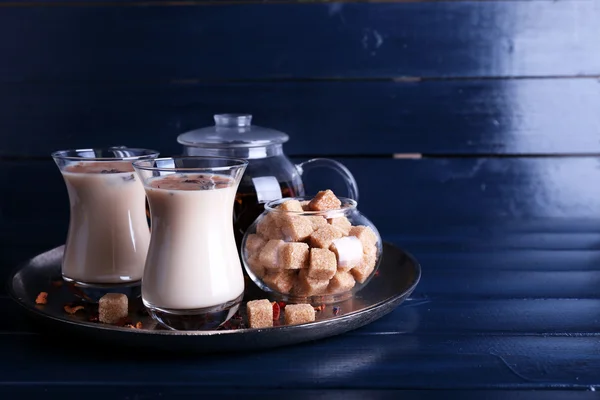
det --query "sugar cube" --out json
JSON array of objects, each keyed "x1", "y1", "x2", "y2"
[
  {"x1": 279, "y1": 199, "x2": 304, "y2": 212},
  {"x1": 330, "y1": 236, "x2": 363, "y2": 268},
  {"x1": 98, "y1": 293, "x2": 128, "y2": 324},
  {"x1": 308, "y1": 190, "x2": 341, "y2": 211},
  {"x1": 294, "y1": 269, "x2": 329, "y2": 296},
  {"x1": 256, "y1": 213, "x2": 284, "y2": 240},
  {"x1": 280, "y1": 215, "x2": 313, "y2": 242},
  {"x1": 284, "y1": 303, "x2": 316, "y2": 325},
  {"x1": 308, "y1": 215, "x2": 328, "y2": 231},
  {"x1": 364, "y1": 242, "x2": 378, "y2": 258},
  {"x1": 247, "y1": 254, "x2": 267, "y2": 278},
  {"x1": 351, "y1": 251, "x2": 378, "y2": 283},
  {"x1": 328, "y1": 216, "x2": 352, "y2": 235},
  {"x1": 308, "y1": 248, "x2": 337, "y2": 280},
  {"x1": 349, "y1": 225, "x2": 378, "y2": 249},
  {"x1": 246, "y1": 299, "x2": 273, "y2": 329},
  {"x1": 328, "y1": 271, "x2": 356, "y2": 294},
  {"x1": 259, "y1": 239, "x2": 284, "y2": 269},
  {"x1": 309, "y1": 224, "x2": 343, "y2": 249},
  {"x1": 245, "y1": 234, "x2": 266, "y2": 254},
  {"x1": 263, "y1": 270, "x2": 297, "y2": 294},
  {"x1": 280, "y1": 242, "x2": 309, "y2": 269},
  {"x1": 300, "y1": 200, "x2": 311, "y2": 211}
]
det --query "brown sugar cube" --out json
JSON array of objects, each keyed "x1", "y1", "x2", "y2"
[
  {"x1": 308, "y1": 215, "x2": 328, "y2": 231},
  {"x1": 280, "y1": 215, "x2": 313, "y2": 242},
  {"x1": 256, "y1": 212, "x2": 275, "y2": 236},
  {"x1": 328, "y1": 216, "x2": 352, "y2": 235},
  {"x1": 98, "y1": 293, "x2": 129, "y2": 324},
  {"x1": 337, "y1": 265, "x2": 353, "y2": 273},
  {"x1": 308, "y1": 248, "x2": 337, "y2": 280},
  {"x1": 279, "y1": 199, "x2": 304, "y2": 212},
  {"x1": 328, "y1": 271, "x2": 356, "y2": 294},
  {"x1": 349, "y1": 225, "x2": 378, "y2": 249},
  {"x1": 330, "y1": 236, "x2": 363, "y2": 269},
  {"x1": 351, "y1": 251, "x2": 378, "y2": 284},
  {"x1": 263, "y1": 270, "x2": 297, "y2": 294},
  {"x1": 294, "y1": 269, "x2": 329, "y2": 296},
  {"x1": 246, "y1": 299, "x2": 273, "y2": 329},
  {"x1": 259, "y1": 239, "x2": 285, "y2": 270},
  {"x1": 300, "y1": 200, "x2": 311, "y2": 211},
  {"x1": 308, "y1": 190, "x2": 342, "y2": 211},
  {"x1": 284, "y1": 303, "x2": 316, "y2": 325},
  {"x1": 280, "y1": 242, "x2": 309, "y2": 269},
  {"x1": 364, "y1": 242, "x2": 378, "y2": 258},
  {"x1": 245, "y1": 234, "x2": 266, "y2": 254},
  {"x1": 256, "y1": 213, "x2": 284, "y2": 240},
  {"x1": 247, "y1": 254, "x2": 267, "y2": 278},
  {"x1": 309, "y1": 224, "x2": 343, "y2": 249}
]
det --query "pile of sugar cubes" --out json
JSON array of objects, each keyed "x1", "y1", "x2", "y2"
[{"x1": 245, "y1": 190, "x2": 379, "y2": 297}]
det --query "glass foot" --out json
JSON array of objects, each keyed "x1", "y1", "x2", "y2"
[
  {"x1": 62, "y1": 276, "x2": 141, "y2": 303},
  {"x1": 144, "y1": 293, "x2": 244, "y2": 331}
]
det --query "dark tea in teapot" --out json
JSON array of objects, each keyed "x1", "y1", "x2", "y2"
[
  {"x1": 177, "y1": 114, "x2": 359, "y2": 250},
  {"x1": 233, "y1": 182, "x2": 300, "y2": 248}
]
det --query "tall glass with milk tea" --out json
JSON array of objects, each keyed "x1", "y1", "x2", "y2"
[
  {"x1": 52, "y1": 147, "x2": 160, "y2": 299},
  {"x1": 133, "y1": 156, "x2": 248, "y2": 330}
]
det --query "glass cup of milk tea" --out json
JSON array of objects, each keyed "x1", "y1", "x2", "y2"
[
  {"x1": 132, "y1": 156, "x2": 248, "y2": 330},
  {"x1": 52, "y1": 148, "x2": 160, "y2": 297}
]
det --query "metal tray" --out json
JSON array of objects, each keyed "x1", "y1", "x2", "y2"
[{"x1": 7, "y1": 242, "x2": 420, "y2": 353}]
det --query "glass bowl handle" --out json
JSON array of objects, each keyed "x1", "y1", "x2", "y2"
[{"x1": 295, "y1": 158, "x2": 359, "y2": 202}]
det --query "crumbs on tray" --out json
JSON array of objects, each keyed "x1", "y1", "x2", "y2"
[{"x1": 35, "y1": 292, "x2": 48, "y2": 305}]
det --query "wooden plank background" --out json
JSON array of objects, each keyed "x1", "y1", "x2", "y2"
[
  {"x1": 1, "y1": 0, "x2": 600, "y2": 275},
  {"x1": 3, "y1": 3, "x2": 600, "y2": 392}
]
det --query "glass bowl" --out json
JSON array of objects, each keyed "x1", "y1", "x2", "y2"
[{"x1": 241, "y1": 196, "x2": 382, "y2": 305}]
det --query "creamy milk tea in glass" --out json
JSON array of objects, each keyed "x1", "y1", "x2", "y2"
[
  {"x1": 133, "y1": 156, "x2": 248, "y2": 330},
  {"x1": 52, "y1": 148, "x2": 159, "y2": 297}
]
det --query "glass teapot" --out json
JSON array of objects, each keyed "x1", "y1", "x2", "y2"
[{"x1": 177, "y1": 114, "x2": 359, "y2": 247}]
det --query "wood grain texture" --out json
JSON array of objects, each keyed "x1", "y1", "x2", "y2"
[
  {"x1": 6, "y1": 246, "x2": 600, "y2": 298},
  {"x1": 4, "y1": 156, "x2": 600, "y2": 232},
  {"x1": 2, "y1": 78, "x2": 600, "y2": 157},
  {"x1": 0, "y1": 2, "x2": 598, "y2": 82},
  {"x1": 0, "y1": 388, "x2": 595, "y2": 400},
  {"x1": 2, "y1": 156, "x2": 600, "y2": 268},
  {"x1": 0, "y1": 331, "x2": 599, "y2": 388},
  {"x1": 5, "y1": 388, "x2": 600, "y2": 400},
  {"x1": 2, "y1": 0, "x2": 600, "y2": 394},
  {"x1": 6, "y1": 295, "x2": 600, "y2": 334}
]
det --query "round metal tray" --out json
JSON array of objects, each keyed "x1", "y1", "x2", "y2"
[{"x1": 7, "y1": 242, "x2": 421, "y2": 353}]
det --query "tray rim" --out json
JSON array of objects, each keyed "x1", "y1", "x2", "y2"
[{"x1": 6, "y1": 241, "x2": 421, "y2": 338}]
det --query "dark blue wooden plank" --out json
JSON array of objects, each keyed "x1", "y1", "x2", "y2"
[
  {"x1": 4, "y1": 242, "x2": 600, "y2": 297},
  {"x1": 0, "y1": 2, "x2": 598, "y2": 82},
  {"x1": 413, "y1": 269, "x2": 600, "y2": 300},
  {"x1": 2, "y1": 155, "x2": 600, "y2": 232},
  {"x1": 0, "y1": 388, "x2": 595, "y2": 400},
  {"x1": 0, "y1": 333, "x2": 599, "y2": 389},
  {"x1": 6, "y1": 245, "x2": 600, "y2": 298},
  {"x1": 3, "y1": 156, "x2": 600, "y2": 269},
  {"x1": 2, "y1": 79, "x2": 600, "y2": 156}
]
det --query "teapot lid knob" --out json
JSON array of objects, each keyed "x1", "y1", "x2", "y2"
[{"x1": 214, "y1": 114, "x2": 253, "y2": 128}]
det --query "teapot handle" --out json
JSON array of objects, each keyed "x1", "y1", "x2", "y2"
[{"x1": 295, "y1": 158, "x2": 359, "y2": 202}]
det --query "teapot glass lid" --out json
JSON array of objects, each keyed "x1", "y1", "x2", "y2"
[{"x1": 177, "y1": 114, "x2": 289, "y2": 149}]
